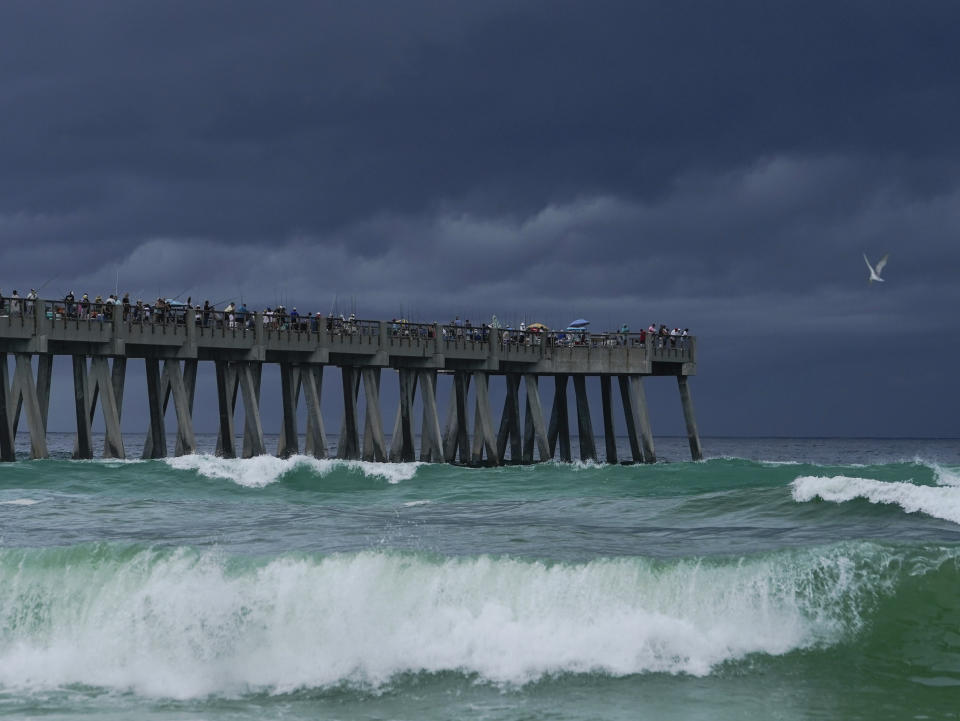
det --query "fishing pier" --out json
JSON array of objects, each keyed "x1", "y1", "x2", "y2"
[{"x1": 0, "y1": 300, "x2": 702, "y2": 464}]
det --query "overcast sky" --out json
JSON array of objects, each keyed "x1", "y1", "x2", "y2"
[{"x1": 1, "y1": 0, "x2": 958, "y2": 439}]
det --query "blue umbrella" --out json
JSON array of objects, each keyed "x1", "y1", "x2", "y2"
[{"x1": 568, "y1": 318, "x2": 590, "y2": 328}]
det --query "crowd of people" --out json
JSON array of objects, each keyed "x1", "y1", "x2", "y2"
[
  {"x1": 0, "y1": 290, "x2": 691, "y2": 349},
  {"x1": 390, "y1": 316, "x2": 692, "y2": 349},
  {"x1": 0, "y1": 289, "x2": 39, "y2": 315}
]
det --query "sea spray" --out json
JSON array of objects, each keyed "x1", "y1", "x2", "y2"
[
  {"x1": 928, "y1": 461, "x2": 960, "y2": 487},
  {"x1": 0, "y1": 542, "x2": 918, "y2": 698}
]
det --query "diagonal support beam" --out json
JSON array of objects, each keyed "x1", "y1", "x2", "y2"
[
  {"x1": 677, "y1": 375, "x2": 703, "y2": 461},
  {"x1": 548, "y1": 374, "x2": 571, "y2": 462},
  {"x1": 600, "y1": 375, "x2": 617, "y2": 464},
  {"x1": 523, "y1": 374, "x2": 551, "y2": 463},
  {"x1": 143, "y1": 362, "x2": 172, "y2": 459},
  {"x1": 338, "y1": 366, "x2": 361, "y2": 459},
  {"x1": 236, "y1": 362, "x2": 265, "y2": 457},
  {"x1": 215, "y1": 360, "x2": 238, "y2": 458},
  {"x1": 0, "y1": 354, "x2": 14, "y2": 461},
  {"x1": 573, "y1": 375, "x2": 597, "y2": 462},
  {"x1": 633, "y1": 375, "x2": 656, "y2": 463},
  {"x1": 5, "y1": 354, "x2": 49, "y2": 459},
  {"x1": 72, "y1": 356, "x2": 94, "y2": 460},
  {"x1": 165, "y1": 360, "x2": 197, "y2": 457},
  {"x1": 36, "y1": 354, "x2": 53, "y2": 438},
  {"x1": 278, "y1": 363, "x2": 299, "y2": 458},
  {"x1": 144, "y1": 358, "x2": 167, "y2": 459},
  {"x1": 361, "y1": 367, "x2": 387, "y2": 462},
  {"x1": 389, "y1": 369, "x2": 418, "y2": 462},
  {"x1": 418, "y1": 370, "x2": 444, "y2": 463},
  {"x1": 618, "y1": 375, "x2": 644, "y2": 463},
  {"x1": 453, "y1": 371, "x2": 471, "y2": 463},
  {"x1": 302, "y1": 365, "x2": 327, "y2": 459},
  {"x1": 441, "y1": 376, "x2": 458, "y2": 462},
  {"x1": 91, "y1": 356, "x2": 124, "y2": 459},
  {"x1": 471, "y1": 371, "x2": 499, "y2": 466},
  {"x1": 174, "y1": 359, "x2": 196, "y2": 457},
  {"x1": 496, "y1": 374, "x2": 522, "y2": 464},
  {"x1": 392, "y1": 369, "x2": 418, "y2": 462}
]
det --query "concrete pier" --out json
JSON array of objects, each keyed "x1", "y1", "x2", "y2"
[
  {"x1": 549, "y1": 374, "x2": 573, "y2": 463},
  {"x1": 677, "y1": 375, "x2": 704, "y2": 462},
  {"x1": 0, "y1": 298, "x2": 701, "y2": 463},
  {"x1": 600, "y1": 375, "x2": 617, "y2": 464}
]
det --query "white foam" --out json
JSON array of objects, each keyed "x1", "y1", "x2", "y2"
[
  {"x1": 927, "y1": 462, "x2": 960, "y2": 487},
  {"x1": 0, "y1": 498, "x2": 40, "y2": 506},
  {"x1": 552, "y1": 459, "x2": 605, "y2": 471},
  {"x1": 402, "y1": 500, "x2": 431, "y2": 507},
  {"x1": 792, "y1": 475, "x2": 960, "y2": 525},
  {"x1": 164, "y1": 454, "x2": 422, "y2": 487},
  {"x1": 64, "y1": 457, "x2": 148, "y2": 465},
  {"x1": 0, "y1": 548, "x2": 876, "y2": 698}
]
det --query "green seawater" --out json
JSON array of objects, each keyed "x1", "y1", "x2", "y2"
[{"x1": 1, "y1": 435, "x2": 959, "y2": 720}]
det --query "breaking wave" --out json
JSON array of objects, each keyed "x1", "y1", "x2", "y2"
[
  {"x1": 1, "y1": 542, "x2": 950, "y2": 698},
  {"x1": 791, "y1": 475, "x2": 960, "y2": 525},
  {"x1": 164, "y1": 453, "x2": 423, "y2": 487}
]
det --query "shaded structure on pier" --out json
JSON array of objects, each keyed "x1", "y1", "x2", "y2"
[{"x1": 0, "y1": 300, "x2": 701, "y2": 464}]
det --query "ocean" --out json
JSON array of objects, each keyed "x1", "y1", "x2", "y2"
[{"x1": 1, "y1": 434, "x2": 959, "y2": 720}]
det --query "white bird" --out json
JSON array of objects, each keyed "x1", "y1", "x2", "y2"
[{"x1": 863, "y1": 252, "x2": 889, "y2": 283}]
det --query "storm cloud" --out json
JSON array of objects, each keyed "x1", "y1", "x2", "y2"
[{"x1": 2, "y1": 0, "x2": 958, "y2": 437}]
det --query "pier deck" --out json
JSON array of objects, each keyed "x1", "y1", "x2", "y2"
[{"x1": 0, "y1": 300, "x2": 701, "y2": 464}]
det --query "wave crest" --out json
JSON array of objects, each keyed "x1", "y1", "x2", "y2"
[
  {"x1": 791, "y1": 475, "x2": 960, "y2": 525},
  {"x1": 164, "y1": 454, "x2": 422, "y2": 487},
  {"x1": 0, "y1": 543, "x2": 914, "y2": 698}
]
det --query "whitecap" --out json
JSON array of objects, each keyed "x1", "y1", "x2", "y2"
[
  {"x1": 791, "y1": 475, "x2": 960, "y2": 525},
  {"x1": 924, "y1": 461, "x2": 960, "y2": 487},
  {"x1": 164, "y1": 453, "x2": 422, "y2": 487},
  {"x1": 0, "y1": 547, "x2": 882, "y2": 697},
  {"x1": 551, "y1": 459, "x2": 605, "y2": 470},
  {"x1": 0, "y1": 498, "x2": 40, "y2": 506}
]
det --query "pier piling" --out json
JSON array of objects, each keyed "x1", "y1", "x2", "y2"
[
  {"x1": 0, "y1": 298, "x2": 700, "y2": 463},
  {"x1": 677, "y1": 375, "x2": 704, "y2": 461}
]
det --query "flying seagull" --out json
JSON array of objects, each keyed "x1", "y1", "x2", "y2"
[{"x1": 863, "y1": 252, "x2": 889, "y2": 283}]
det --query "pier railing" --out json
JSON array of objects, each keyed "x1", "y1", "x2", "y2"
[
  {"x1": 0, "y1": 295, "x2": 702, "y2": 465},
  {"x1": 0, "y1": 297, "x2": 695, "y2": 366}
]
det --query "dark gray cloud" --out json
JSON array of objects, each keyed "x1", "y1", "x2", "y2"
[{"x1": 2, "y1": 0, "x2": 959, "y2": 437}]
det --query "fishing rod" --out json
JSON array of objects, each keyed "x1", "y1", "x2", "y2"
[
  {"x1": 36, "y1": 274, "x2": 60, "y2": 294},
  {"x1": 170, "y1": 287, "x2": 190, "y2": 301}
]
